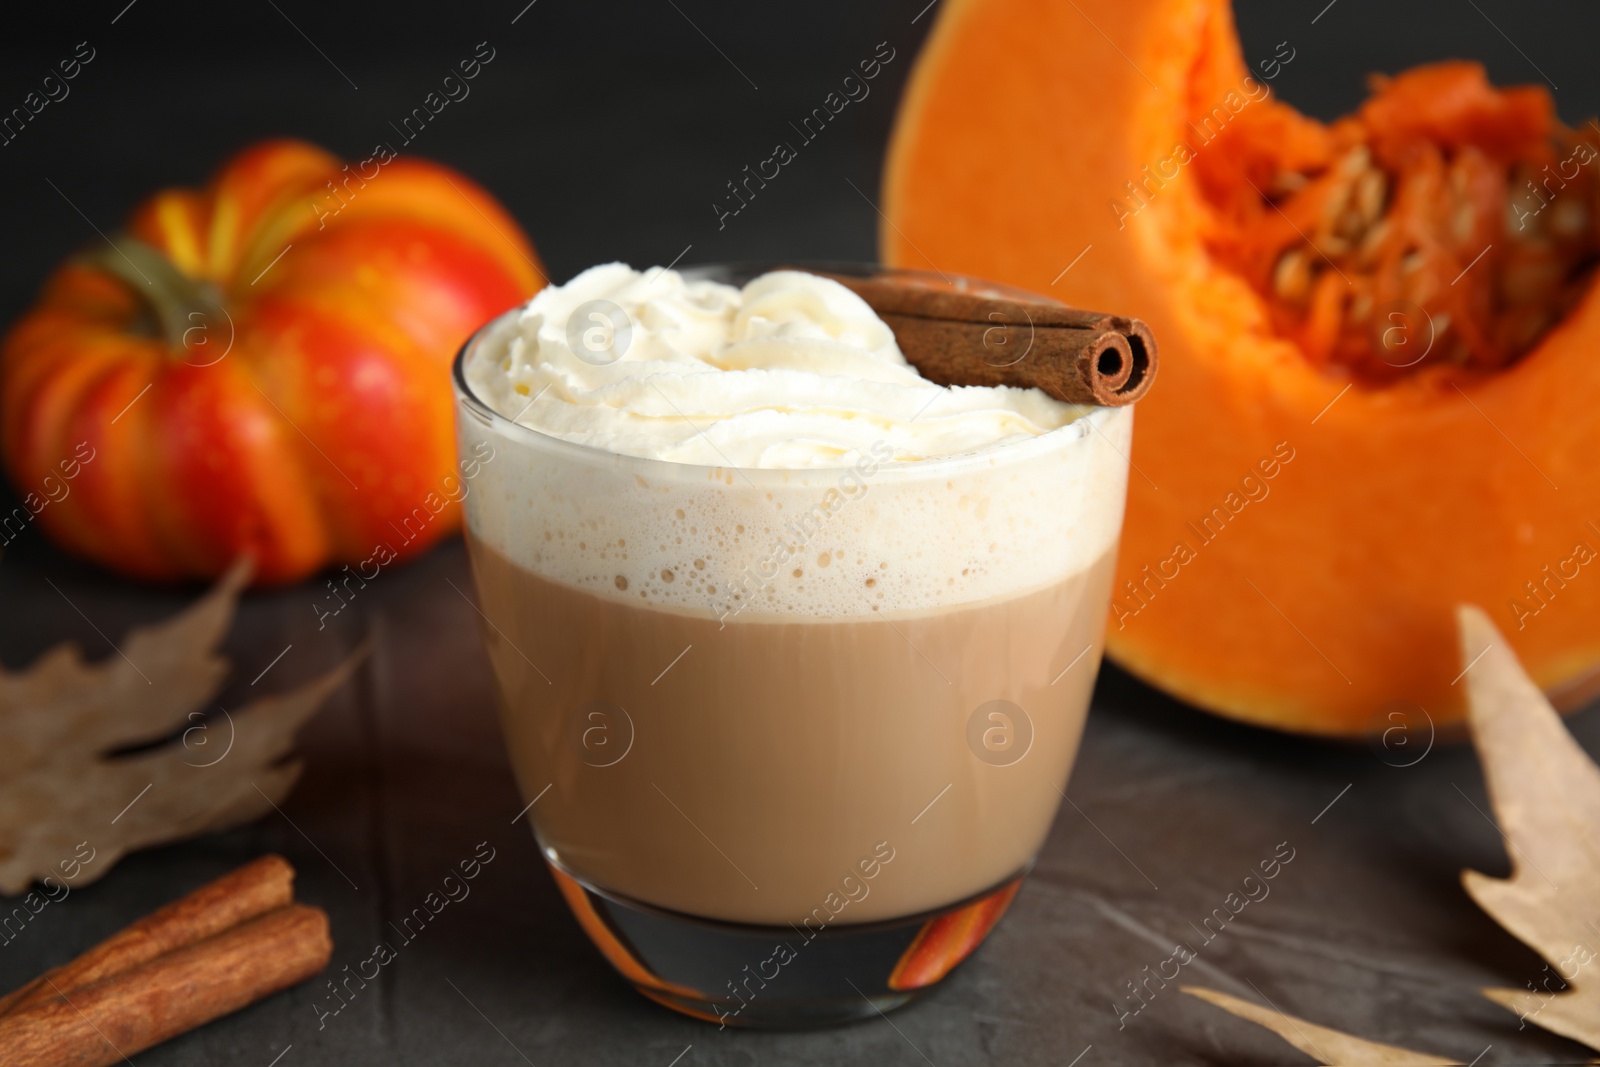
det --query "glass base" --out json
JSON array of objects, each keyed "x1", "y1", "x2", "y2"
[{"x1": 546, "y1": 860, "x2": 1025, "y2": 1029}]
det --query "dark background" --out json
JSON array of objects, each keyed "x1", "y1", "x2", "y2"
[
  {"x1": 2, "y1": 0, "x2": 1598, "y2": 308},
  {"x1": 2, "y1": 2, "x2": 1599, "y2": 1064}
]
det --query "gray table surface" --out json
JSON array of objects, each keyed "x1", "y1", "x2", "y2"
[{"x1": 2, "y1": 538, "x2": 1595, "y2": 1065}]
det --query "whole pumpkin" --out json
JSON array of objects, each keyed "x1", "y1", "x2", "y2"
[
  {"x1": 1, "y1": 139, "x2": 542, "y2": 585},
  {"x1": 884, "y1": 0, "x2": 1600, "y2": 734}
]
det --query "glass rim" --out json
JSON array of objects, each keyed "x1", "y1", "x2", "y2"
[{"x1": 450, "y1": 260, "x2": 1128, "y2": 482}]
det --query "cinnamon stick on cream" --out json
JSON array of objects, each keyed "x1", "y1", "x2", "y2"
[
  {"x1": 0, "y1": 855, "x2": 331, "y2": 1067},
  {"x1": 831, "y1": 274, "x2": 1159, "y2": 407}
]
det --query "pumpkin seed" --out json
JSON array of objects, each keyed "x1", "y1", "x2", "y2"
[
  {"x1": 1340, "y1": 145, "x2": 1371, "y2": 178},
  {"x1": 1358, "y1": 219, "x2": 1391, "y2": 265},
  {"x1": 1550, "y1": 196, "x2": 1588, "y2": 238},
  {"x1": 1348, "y1": 289, "x2": 1373, "y2": 324},
  {"x1": 1355, "y1": 169, "x2": 1386, "y2": 225},
  {"x1": 1273, "y1": 249, "x2": 1312, "y2": 304},
  {"x1": 1271, "y1": 172, "x2": 1308, "y2": 194}
]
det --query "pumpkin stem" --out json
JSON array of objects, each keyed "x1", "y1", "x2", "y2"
[{"x1": 79, "y1": 236, "x2": 230, "y2": 357}]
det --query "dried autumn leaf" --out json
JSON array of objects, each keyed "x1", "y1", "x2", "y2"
[
  {"x1": 1182, "y1": 986, "x2": 1449, "y2": 1065},
  {"x1": 1457, "y1": 604, "x2": 1600, "y2": 1052},
  {"x1": 0, "y1": 561, "x2": 361, "y2": 894}
]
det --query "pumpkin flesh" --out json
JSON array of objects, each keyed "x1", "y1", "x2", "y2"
[{"x1": 884, "y1": 0, "x2": 1600, "y2": 733}]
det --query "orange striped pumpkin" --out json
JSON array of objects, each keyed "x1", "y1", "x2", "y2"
[{"x1": 1, "y1": 139, "x2": 541, "y2": 584}]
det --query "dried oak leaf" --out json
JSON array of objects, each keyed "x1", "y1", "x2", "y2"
[
  {"x1": 1182, "y1": 987, "x2": 1448, "y2": 1065},
  {"x1": 1457, "y1": 604, "x2": 1600, "y2": 1052},
  {"x1": 0, "y1": 560, "x2": 362, "y2": 895}
]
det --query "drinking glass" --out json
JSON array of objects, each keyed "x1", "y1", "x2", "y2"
[{"x1": 452, "y1": 263, "x2": 1133, "y2": 1027}]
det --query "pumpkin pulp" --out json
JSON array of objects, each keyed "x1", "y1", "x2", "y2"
[{"x1": 1196, "y1": 62, "x2": 1600, "y2": 383}]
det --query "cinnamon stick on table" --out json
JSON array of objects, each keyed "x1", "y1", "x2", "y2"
[
  {"x1": 831, "y1": 274, "x2": 1159, "y2": 407},
  {"x1": 0, "y1": 854, "x2": 295, "y2": 1017},
  {"x1": 0, "y1": 855, "x2": 331, "y2": 1067},
  {"x1": 0, "y1": 906, "x2": 329, "y2": 1067}
]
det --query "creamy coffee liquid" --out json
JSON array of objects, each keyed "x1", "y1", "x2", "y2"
[
  {"x1": 470, "y1": 541, "x2": 1116, "y2": 923},
  {"x1": 458, "y1": 265, "x2": 1132, "y2": 925}
]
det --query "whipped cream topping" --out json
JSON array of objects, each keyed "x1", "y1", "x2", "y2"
[
  {"x1": 464, "y1": 264, "x2": 1079, "y2": 468},
  {"x1": 457, "y1": 263, "x2": 1131, "y2": 618}
]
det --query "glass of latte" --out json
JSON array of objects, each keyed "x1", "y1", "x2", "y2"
[{"x1": 453, "y1": 262, "x2": 1132, "y2": 1027}]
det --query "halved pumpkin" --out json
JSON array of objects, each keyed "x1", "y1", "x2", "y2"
[{"x1": 884, "y1": 0, "x2": 1600, "y2": 734}]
